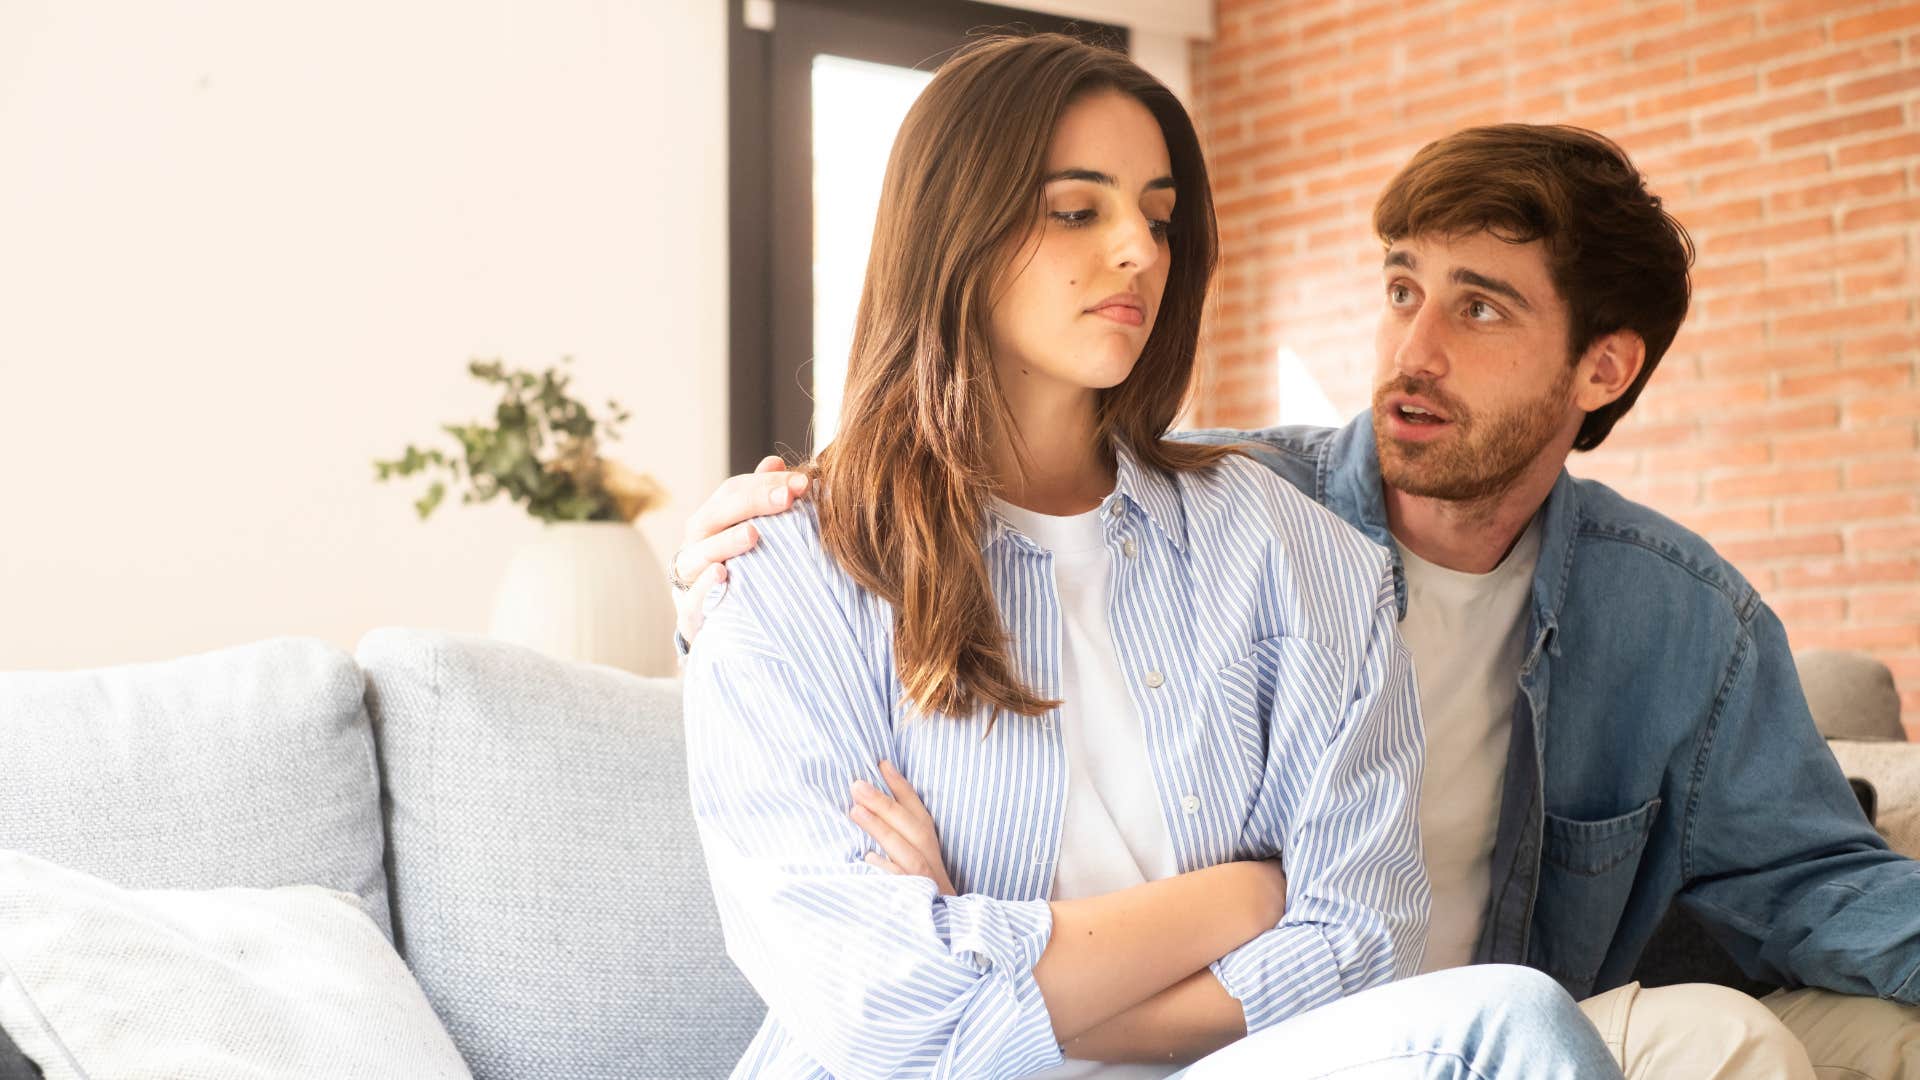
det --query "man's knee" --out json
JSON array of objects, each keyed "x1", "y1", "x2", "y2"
[
  {"x1": 1647, "y1": 983, "x2": 1806, "y2": 1053},
  {"x1": 1626, "y1": 982, "x2": 1815, "y2": 1080}
]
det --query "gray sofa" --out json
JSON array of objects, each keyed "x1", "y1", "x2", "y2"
[
  {"x1": 3, "y1": 632, "x2": 1912, "y2": 1078},
  {"x1": 0, "y1": 630, "x2": 763, "y2": 1079}
]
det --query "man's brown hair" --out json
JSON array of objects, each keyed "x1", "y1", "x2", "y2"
[
  {"x1": 811, "y1": 33, "x2": 1234, "y2": 721},
  {"x1": 1372, "y1": 124, "x2": 1695, "y2": 451}
]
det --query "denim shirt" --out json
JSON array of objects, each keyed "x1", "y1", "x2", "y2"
[{"x1": 1183, "y1": 413, "x2": 1920, "y2": 1004}]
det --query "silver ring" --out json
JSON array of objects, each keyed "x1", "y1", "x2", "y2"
[{"x1": 668, "y1": 548, "x2": 695, "y2": 592}]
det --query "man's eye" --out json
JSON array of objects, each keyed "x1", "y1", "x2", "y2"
[
  {"x1": 1388, "y1": 284, "x2": 1412, "y2": 305},
  {"x1": 1466, "y1": 300, "x2": 1499, "y2": 321}
]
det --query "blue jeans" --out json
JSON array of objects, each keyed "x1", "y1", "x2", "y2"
[{"x1": 1176, "y1": 965, "x2": 1622, "y2": 1079}]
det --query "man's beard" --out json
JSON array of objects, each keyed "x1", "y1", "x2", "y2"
[{"x1": 1372, "y1": 366, "x2": 1575, "y2": 503}]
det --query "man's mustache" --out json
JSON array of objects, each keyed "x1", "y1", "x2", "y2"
[{"x1": 1373, "y1": 377, "x2": 1471, "y2": 423}]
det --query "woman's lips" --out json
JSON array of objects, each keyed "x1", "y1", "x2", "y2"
[{"x1": 1086, "y1": 294, "x2": 1146, "y2": 327}]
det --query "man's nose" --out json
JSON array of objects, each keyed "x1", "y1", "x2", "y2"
[{"x1": 1394, "y1": 302, "x2": 1449, "y2": 380}]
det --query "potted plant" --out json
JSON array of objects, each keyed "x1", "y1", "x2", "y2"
[{"x1": 374, "y1": 358, "x2": 676, "y2": 675}]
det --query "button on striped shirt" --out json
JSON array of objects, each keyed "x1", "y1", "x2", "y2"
[{"x1": 684, "y1": 440, "x2": 1428, "y2": 1079}]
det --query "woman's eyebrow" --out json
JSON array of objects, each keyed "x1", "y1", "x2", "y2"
[{"x1": 1043, "y1": 168, "x2": 1177, "y2": 192}]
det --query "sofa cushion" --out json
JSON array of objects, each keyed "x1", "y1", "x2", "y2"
[
  {"x1": 0, "y1": 638, "x2": 391, "y2": 937},
  {"x1": 0, "y1": 849, "x2": 468, "y2": 1080},
  {"x1": 357, "y1": 629, "x2": 761, "y2": 1080},
  {"x1": 1828, "y1": 738, "x2": 1920, "y2": 860},
  {"x1": 1797, "y1": 649, "x2": 1904, "y2": 742}
]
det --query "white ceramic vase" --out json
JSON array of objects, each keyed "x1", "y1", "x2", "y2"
[{"x1": 487, "y1": 521, "x2": 677, "y2": 677}]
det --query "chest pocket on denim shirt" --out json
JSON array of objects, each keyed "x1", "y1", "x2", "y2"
[
  {"x1": 1533, "y1": 796, "x2": 1661, "y2": 998},
  {"x1": 1214, "y1": 636, "x2": 1344, "y2": 858}
]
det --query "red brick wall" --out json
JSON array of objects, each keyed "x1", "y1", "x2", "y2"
[{"x1": 1190, "y1": 0, "x2": 1920, "y2": 734}]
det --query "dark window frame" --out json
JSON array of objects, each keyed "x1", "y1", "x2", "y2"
[{"x1": 727, "y1": 0, "x2": 1125, "y2": 472}]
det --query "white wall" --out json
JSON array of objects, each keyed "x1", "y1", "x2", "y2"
[
  {"x1": 1127, "y1": 30, "x2": 1193, "y2": 106},
  {"x1": 0, "y1": 0, "x2": 727, "y2": 669},
  {"x1": 1009, "y1": 0, "x2": 1208, "y2": 103},
  {"x1": 1014, "y1": 0, "x2": 1212, "y2": 38}
]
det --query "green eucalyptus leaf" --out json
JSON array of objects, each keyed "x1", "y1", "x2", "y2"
[
  {"x1": 383, "y1": 356, "x2": 645, "y2": 527},
  {"x1": 554, "y1": 492, "x2": 598, "y2": 520},
  {"x1": 414, "y1": 481, "x2": 447, "y2": 520}
]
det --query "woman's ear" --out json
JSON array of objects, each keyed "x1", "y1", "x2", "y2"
[{"x1": 1574, "y1": 329, "x2": 1647, "y2": 412}]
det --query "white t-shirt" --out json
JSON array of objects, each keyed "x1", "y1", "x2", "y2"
[
  {"x1": 1393, "y1": 519, "x2": 1541, "y2": 973},
  {"x1": 994, "y1": 498, "x2": 1178, "y2": 1080}
]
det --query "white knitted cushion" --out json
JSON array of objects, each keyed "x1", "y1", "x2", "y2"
[
  {"x1": 1828, "y1": 739, "x2": 1920, "y2": 860},
  {"x1": 0, "y1": 850, "x2": 470, "y2": 1080}
]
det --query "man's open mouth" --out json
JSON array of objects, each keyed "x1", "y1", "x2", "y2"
[{"x1": 1394, "y1": 403, "x2": 1448, "y2": 425}]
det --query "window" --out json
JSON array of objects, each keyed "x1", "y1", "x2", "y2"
[{"x1": 729, "y1": 0, "x2": 1124, "y2": 470}]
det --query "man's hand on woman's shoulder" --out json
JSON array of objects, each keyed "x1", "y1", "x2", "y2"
[{"x1": 673, "y1": 455, "x2": 811, "y2": 644}]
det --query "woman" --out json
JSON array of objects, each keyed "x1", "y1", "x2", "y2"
[{"x1": 684, "y1": 33, "x2": 1614, "y2": 1079}]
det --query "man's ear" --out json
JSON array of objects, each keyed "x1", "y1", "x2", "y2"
[{"x1": 1575, "y1": 329, "x2": 1647, "y2": 413}]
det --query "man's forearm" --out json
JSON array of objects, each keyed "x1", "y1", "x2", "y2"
[
  {"x1": 1062, "y1": 968, "x2": 1247, "y2": 1064},
  {"x1": 1034, "y1": 861, "x2": 1282, "y2": 1043}
]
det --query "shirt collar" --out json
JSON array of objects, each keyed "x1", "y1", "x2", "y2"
[
  {"x1": 1321, "y1": 411, "x2": 1395, "y2": 551},
  {"x1": 1527, "y1": 470, "x2": 1581, "y2": 656},
  {"x1": 982, "y1": 437, "x2": 1190, "y2": 554},
  {"x1": 1112, "y1": 437, "x2": 1189, "y2": 553}
]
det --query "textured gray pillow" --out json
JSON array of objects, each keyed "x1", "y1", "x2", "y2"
[
  {"x1": 0, "y1": 638, "x2": 391, "y2": 938},
  {"x1": 357, "y1": 629, "x2": 761, "y2": 1080},
  {"x1": 1797, "y1": 649, "x2": 1904, "y2": 742}
]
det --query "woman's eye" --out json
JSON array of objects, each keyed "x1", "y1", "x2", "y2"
[
  {"x1": 1148, "y1": 218, "x2": 1172, "y2": 240},
  {"x1": 1050, "y1": 209, "x2": 1094, "y2": 227}
]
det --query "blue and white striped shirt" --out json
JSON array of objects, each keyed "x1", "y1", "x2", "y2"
[{"x1": 684, "y1": 440, "x2": 1428, "y2": 1079}]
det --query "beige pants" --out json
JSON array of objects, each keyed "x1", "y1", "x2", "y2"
[
  {"x1": 1765, "y1": 987, "x2": 1920, "y2": 1080},
  {"x1": 1578, "y1": 981, "x2": 1920, "y2": 1080}
]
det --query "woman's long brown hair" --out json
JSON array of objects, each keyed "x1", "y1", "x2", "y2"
[{"x1": 813, "y1": 33, "x2": 1236, "y2": 721}]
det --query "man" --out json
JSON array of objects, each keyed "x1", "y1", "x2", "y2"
[{"x1": 675, "y1": 124, "x2": 1920, "y2": 1077}]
